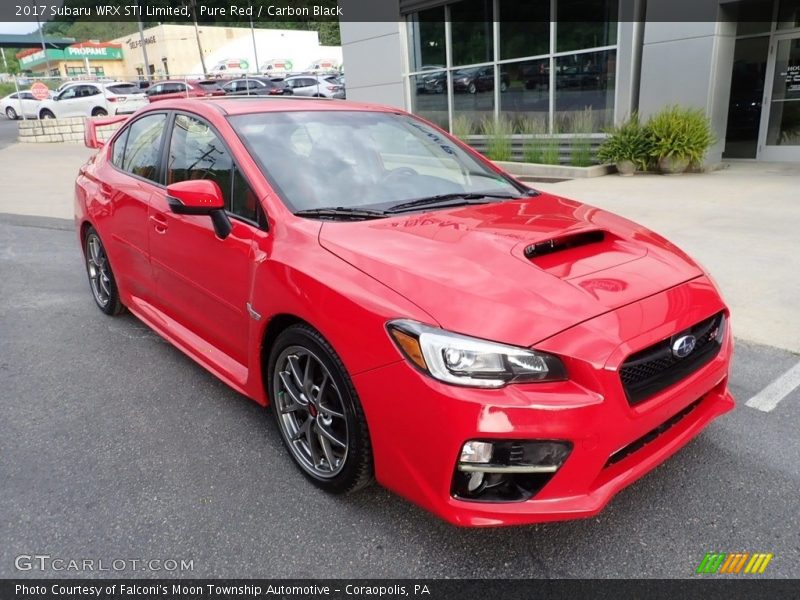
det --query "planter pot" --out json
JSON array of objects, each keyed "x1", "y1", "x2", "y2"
[
  {"x1": 615, "y1": 160, "x2": 636, "y2": 176},
  {"x1": 658, "y1": 155, "x2": 690, "y2": 175}
]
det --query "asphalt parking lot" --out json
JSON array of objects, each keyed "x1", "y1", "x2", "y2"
[
  {"x1": 0, "y1": 118, "x2": 19, "y2": 150},
  {"x1": 1, "y1": 213, "x2": 798, "y2": 579}
]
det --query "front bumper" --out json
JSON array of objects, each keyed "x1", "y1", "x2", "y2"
[{"x1": 354, "y1": 277, "x2": 734, "y2": 526}]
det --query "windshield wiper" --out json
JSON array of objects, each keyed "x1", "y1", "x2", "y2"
[
  {"x1": 385, "y1": 192, "x2": 519, "y2": 214},
  {"x1": 294, "y1": 206, "x2": 388, "y2": 220}
]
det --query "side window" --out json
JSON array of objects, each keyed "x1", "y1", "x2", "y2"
[
  {"x1": 167, "y1": 114, "x2": 258, "y2": 224},
  {"x1": 87, "y1": 85, "x2": 101, "y2": 96},
  {"x1": 121, "y1": 114, "x2": 167, "y2": 182},
  {"x1": 111, "y1": 127, "x2": 129, "y2": 167},
  {"x1": 59, "y1": 87, "x2": 78, "y2": 100}
]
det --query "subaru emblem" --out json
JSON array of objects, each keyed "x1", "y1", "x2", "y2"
[{"x1": 672, "y1": 335, "x2": 697, "y2": 358}]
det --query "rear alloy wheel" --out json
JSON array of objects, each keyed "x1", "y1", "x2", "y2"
[
  {"x1": 6, "y1": 107, "x2": 17, "y2": 120},
  {"x1": 39, "y1": 110, "x2": 55, "y2": 120},
  {"x1": 84, "y1": 227, "x2": 124, "y2": 316},
  {"x1": 269, "y1": 325, "x2": 373, "y2": 493},
  {"x1": 92, "y1": 107, "x2": 108, "y2": 117}
]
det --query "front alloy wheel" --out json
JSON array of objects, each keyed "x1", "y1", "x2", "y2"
[{"x1": 270, "y1": 325, "x2": 372, "y2": 493}]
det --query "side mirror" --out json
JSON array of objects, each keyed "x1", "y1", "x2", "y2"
[{"x1": 166, "y1": 180, "x2": 232, "y2": 239}]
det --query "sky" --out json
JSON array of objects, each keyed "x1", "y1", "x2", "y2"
[{"x1": 0, "y1": 22, "x2": 39, "y2": 35}]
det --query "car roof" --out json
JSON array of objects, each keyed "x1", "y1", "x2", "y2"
[
  {"x1": 135, "y1": 97, "x2": 401, "y2": 117},
  {"x1": 150, "y1": 79, "x2": 184, "y2": 84}
]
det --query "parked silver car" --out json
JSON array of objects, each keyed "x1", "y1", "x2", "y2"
[{"x1": 282, "y1": 75, "x2": 345, "y2": 99}]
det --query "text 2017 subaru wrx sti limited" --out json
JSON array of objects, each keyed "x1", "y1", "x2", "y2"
[{"x1": 75, "y1": 98, "x2": 734, "y2": 526}]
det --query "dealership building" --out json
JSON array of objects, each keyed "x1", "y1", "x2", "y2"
[{"x1": 340, "y1": 0, "x2": 800, "y2": 163}]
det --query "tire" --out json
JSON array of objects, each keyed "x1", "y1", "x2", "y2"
[
  {"x1": 269, "y1": 324, "x2": 373, "y2": 494},
  {"x1": 468, "y1": 82, "x2": 477, "y2": 94},
  {"x1": 500, "y1": 81, "x2": 508, "y2": 93},
  {"x1": 39, "y1": 109, "x2": 55, "y2": 120},
  {"x1": 83, "y1": 227, "x2": 124, "y2": 316},
  {"x1": 92, "y1": 107, "x2": 108, "y2": 117},
  {"x1": 5, "y1": 107, "x2": 17, "y2": 120}
]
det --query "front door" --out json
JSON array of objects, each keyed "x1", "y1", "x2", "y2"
[
  {"x1": 758, "y1": 34, "x2": 800, "y2": 161},
  {"x1": 148, "y1": 112, "x2": 263, "y2": 368}
]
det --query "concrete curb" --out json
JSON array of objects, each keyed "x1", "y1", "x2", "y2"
[{"x1": 494, "y1": 160, "x2": 615, "y2": 179}]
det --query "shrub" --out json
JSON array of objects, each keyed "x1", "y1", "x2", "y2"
[
  {"x1": 452, "y1": 114, "x2": 474, "y2": 141},
  {"x1": 542, "y1": 136, "x2": 561, "y2": 165},
  {"x1": 569, "y1": 107, "x2": 594, "y2": 167},
  {"x1": 596, "y1": 114, "x2": 653, "y2": 171},
  {"x1": 646, "y1": 105, "x2": 714, "y2": 165},
  {"x1": 481, "y1": 116, "x2": 513, "y2": 161},
  {"x1": 518, "y1": 115, "x2": 548, "y2": 163}
]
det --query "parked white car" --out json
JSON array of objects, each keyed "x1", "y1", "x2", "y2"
[
  {"x1": 282, "y1": 75, "x2": 345, "y2": 99},
  {"x1": 1, "y1": 90, "x2": 50, "y2": 119},
  {"x1": 37, "y1": 82, "x2": 147, "y2": 119}
]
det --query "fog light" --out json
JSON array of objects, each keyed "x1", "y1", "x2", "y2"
[
  {"x1": 467, "y1": 472, "x2": 485, "y2": 492},
  {"x1": 451, "y1": 440, "x2": 573, "y2": 502},
  {"x1": 459, "y1": 441, "x2": 493, "y2": 464}
]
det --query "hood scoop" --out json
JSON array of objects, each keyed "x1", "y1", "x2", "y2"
[
  {"x1": 517, "y1": 229, "x2": 647, "y2": 280},
  {"x1": 523, "y1": 230, "x2": 606, "y2": 259}
]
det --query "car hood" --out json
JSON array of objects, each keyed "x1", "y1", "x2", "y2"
[{"x1": 318, "y1": 194, "x2": 703, "y2": 347}]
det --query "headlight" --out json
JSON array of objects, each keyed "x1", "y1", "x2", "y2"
[{"x1": 387, "y1": 320, "x2": 566, "y2": 388}]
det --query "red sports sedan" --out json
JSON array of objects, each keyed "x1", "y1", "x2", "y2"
[{"x1": 75, "y1": 98, "x2": 734, "y2": 526}]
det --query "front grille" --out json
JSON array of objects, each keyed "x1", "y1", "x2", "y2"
[
  {"x1": 605, "y1": 397, "x2": 702, "y2": 467},
  {"x1": 620, "y1": 312, "x2": 725, "y2": 405}
]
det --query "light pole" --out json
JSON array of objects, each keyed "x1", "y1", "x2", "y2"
[
  {"x1": 34, "y1": 6, "x2": 52, "y2": 76},
  {"x1": 136, "y1": 16, "x2": 152, "y2": 82},
  {"x1": 188, "y1": 0, "x2": 207, "y2": 76},
  {"x1": 249, "y1": 5, "x2": 259, "y2": 74}
]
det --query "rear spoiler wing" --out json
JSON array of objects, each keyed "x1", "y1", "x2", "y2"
[{"x1": 84, "y1": 115, "x2": 130, "y2": 149}]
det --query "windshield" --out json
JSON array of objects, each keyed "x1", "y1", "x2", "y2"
[{"x1": 229, "y1": 110, "x2": 521, "y2": 213}]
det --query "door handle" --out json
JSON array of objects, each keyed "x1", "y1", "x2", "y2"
[{"x1": 149, "y1": 214, "x2": 168, "y2": 234}]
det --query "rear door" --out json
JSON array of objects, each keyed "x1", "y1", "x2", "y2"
[
  {"x1": 81, "y1": 84, "x2": 105, "y2": 116},
  {"x1": 19, "y1": 92, "x2": 39, "y2": 118},
  {"x1": 99, "y1": 112, "x2": 169, "y2": 301},
  {"x1": 147, "y1": 112, "x2": 264, "y2": 366}
]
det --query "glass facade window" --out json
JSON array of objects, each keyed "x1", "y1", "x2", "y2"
[
  {"x1": 556, "y1": 0, "x2": 618, "y2": 52},
  {"x1": 452, "y1": 65, "x2": 495, "y2": 131},
  {"x1": 450, "y1": 0, "x2": 494, "y2": 66},
  {"x1": 555, "y1": 50, "x2": 616, "y2": 130},
  {"x1": 777, "y1": 0, "x2": 800, "y2": 29},
  {"x1": 407, "y1": 7, "x2": 446, "y2": 72},
  {"x1": 765, "y1": 37, "x2": 800, "y2": 145},
  {"x1": 499, "y1": 0, "x2": 550, "y2": 60},
  {"x1": 405, "y1": 0, "x2": 618, "y2": 135},
  {"x1": 500, "y1": 59, "x2": 550, "y2": 127},
  {"x1": 410, "y1": 72, "x2": 449, "y2": 131}
]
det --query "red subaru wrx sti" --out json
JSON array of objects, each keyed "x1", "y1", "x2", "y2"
[{"x1": 75, "y1": 98, "x2": 734, "y2": 526}]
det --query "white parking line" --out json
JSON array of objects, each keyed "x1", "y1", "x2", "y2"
[{"x1": 746, "y1": 361, "x2": 800, "y2": 412}]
